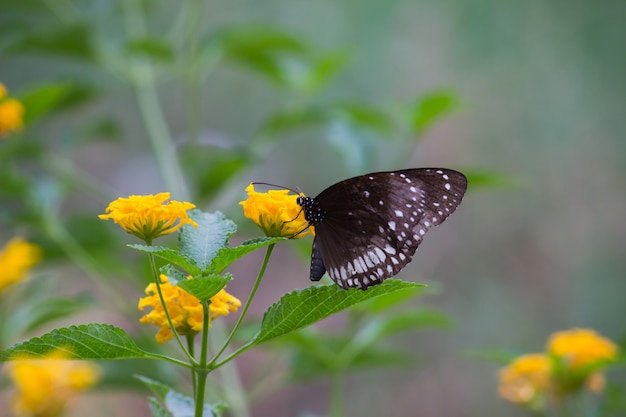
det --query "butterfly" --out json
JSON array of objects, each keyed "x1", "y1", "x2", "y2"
[{"x1": 296, "y1": 168, "x2": 467, "y2": 290}]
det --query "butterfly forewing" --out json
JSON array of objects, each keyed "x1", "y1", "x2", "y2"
[{"x1": 300, "y1": 168, "x2": 467, "y2": 290}]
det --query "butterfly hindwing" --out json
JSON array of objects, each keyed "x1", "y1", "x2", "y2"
[{"x1": 300, "y1": 168, "x2": 467, "y2": 290}]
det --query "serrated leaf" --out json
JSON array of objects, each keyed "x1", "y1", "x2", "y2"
[
  {"x1": 129, "y1": 245, "x2": 200, "y2": 276},
  {"x1": 136, "y1": 375, "x2": 172, "y2": 400},
  {"x1": 149, "y1": 398, "x2": 173, "y2": 417},
  {"x1": 175, "y1": 274, "x2": 233, "y2": 301},
  {"x1": 179, "y1": 210, "x2": 236, "y2": 270},
  {"x1": 251, "y1": 280, "x2": 423, "y2": 346},
  {"x1": 210, "y1": 236, "x2": 285, "y2": 274},
  {"x1": 0, "y1": 324, "x2": 154, "y2": 361},
  {"x1": 160, "y1": 264, "x2": 189, "y2": 284},
  {"x1": 139, "y1": 376, "x2": 222, "y2": 417}
]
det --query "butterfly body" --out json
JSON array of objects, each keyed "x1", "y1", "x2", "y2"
[{"x1": 297, "y1": 168, "x2": 467, "y2": 290}]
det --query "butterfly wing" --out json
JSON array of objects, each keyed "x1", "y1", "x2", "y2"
[{"x1": 311, "y1": 168, "x2": 467, "y2": 289}]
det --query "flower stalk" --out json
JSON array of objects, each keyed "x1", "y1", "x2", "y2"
[{"x1": 210, "y1": 243, "x2": 275, "y2": 368}]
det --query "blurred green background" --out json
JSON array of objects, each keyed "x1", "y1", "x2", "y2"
[{"x1": 1, "y1": 0, "x2": 626, "y2": 416}]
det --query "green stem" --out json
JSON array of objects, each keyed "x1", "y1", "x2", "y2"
[
  {"x1": 187, "y1": 333, "x2": 198, "y2": 393},
  {"x1": 148, "y1": 254, "x2": 197, "y2": 365},
  {"x1": 146, "y1": 352, "x2": 195, "y2": 369},
  {"x1": 329, "y1": 371, "x2": 344, "y2": 417},
  {"x1": 182, "y1": 0, "x2": 204, "y2": 146},
  {"x1": 194, "y1": 300, "x2": 211, "y2": 417},
  {"x1": 208, "y1": 243, "x2": 275, "y2": 368},
  {"x1": 122, "y1": 0, "x2": 189, "y2": 199}
]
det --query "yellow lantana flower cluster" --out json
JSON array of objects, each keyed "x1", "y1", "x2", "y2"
[
  {"x1": 7, "y1": 349, "x2": 100, "y2": 417},
  {"x1": 0, "y1": 237, "x2": 42, "y2": 292},
  {"x1": 99, "y1": 192, "x2": 198, "y2": 243},
  {"x1": 499, "y1": 354, "x2": 552, "y2": 406},
  {"x1": 138, "y1": 274, "x2": 241, "y2": 344},
  {"x1": 498, "y1": 328, "x2": 619, "y2": 409},
  {"x1": 0, "y1": 83, "x2": 24, "y2": 137},
  {"x1": 548, "y1": 328, "x2": 618, "y2": 370},
  {"x1": 239, "y1": 183, "x2": 312, "y2": 238}
]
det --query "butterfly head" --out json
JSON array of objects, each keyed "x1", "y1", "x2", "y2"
[{"x1": 296, "y1": 195, "x2": 325, "y2": 226}]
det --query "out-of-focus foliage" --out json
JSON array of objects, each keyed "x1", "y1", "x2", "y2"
[{"x1": 2, "y1": 0, "x2": 625, "y2": 416}]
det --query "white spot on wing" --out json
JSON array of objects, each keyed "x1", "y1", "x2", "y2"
[
  {"x1": 384, "y1": 245, "x2": 397, "y2": 255},
  {"x1": 374, "y1": 247, "x2": 386, "y2": 262}
]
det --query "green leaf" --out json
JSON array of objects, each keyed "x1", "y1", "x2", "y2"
[
  {"x1": 19, "y1": 82, "x2": 97, "y2": 124},
  {"x1": 125, "y1": 37, "x2": 174, "y2": 62},
  {"x1": 175, "y1": 274, "x2": 233, "y2": 301},
  {"x1": 262, "y1": 102, "x2": 392, "y2": 138},
  {"x1": 352, "y1": 284, "x2": 427, "y2": 313},
  {"x1": 11, "y1": 294, "x2": 94, "y2": 335},
  {"x1": 251, "y1": 280, "x2": 423, "y2": 346},
  {"x1": 4, "y1": 24, "x2": 95, "y2": 61},
  {"x1": 0, "y1": 324, "x2": 154, "y2": 361},
  {"x1": 136, "y1": 375, "x2": 172, "y2": 400},
  {"x1": 202, "y1": 26, "x2": 306, "y2": 59},
  {"x1": 464, "y1": 169, "x2": 519, "y2": 189},
  {"x1": 201, "y1": 26, "x2": 346, "y2": 92},
  {"x1": 155, "y1": 266, "x2": 232, "y2": 301},
  {"x1": 210, "y1": 236, "x2": 285, "y2": 274},
  {"x1": 362, "y1": 309, "x2": 452, "y2": 342},
  {"x1": 138, "y1": 376, "x2": 225, "y2": 417},
  {"x1": 411, "y1": 90, "x2": 458, "y2": 133},
  {"x1": 179, "y1": 210, "x2": 236, "y2": 270},
  {"x1": 159, "y1": 264, "x2": 189, "y2": 283},
  {"x1": 148, "y1": 398, "x2": 173, "y2": 417},
  {"x1": 290, "y1": 343, "x2": 415, "y2": 380},
  {"x1": 129, "y1": 244, "x2": 200, "y2": 276}
]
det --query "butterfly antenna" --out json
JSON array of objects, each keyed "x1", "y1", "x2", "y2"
[
  {"x1": 252, "y1": 182, "x2": 301, "y2": 195},
  {"x1": 252, "y1": 181, "x2": 310, "y2": 238}
]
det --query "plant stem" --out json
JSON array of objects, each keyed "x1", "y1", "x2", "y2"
[
  {"x1": 208, "y1": 243, "x2": 275, "y2": 368},
  {"x1": 187, "y1": 333, "x2": 198, "y2": 393},
  {"x1": 148, "y1": 254, "x2": 196, "y2": 365},
  {"x1": 122, "y1": 0, "x2": 189, "y2": 200},
  {"x1": 329, "y1": 371, "x2": 344, "y2": 417},
  {"x1": 194, "y1": 300, "x2": 211, "y2": 417}
]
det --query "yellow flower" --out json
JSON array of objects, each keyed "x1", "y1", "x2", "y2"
[
  {"x1": 498, "y1": 353, "x2": 552, "y2": 404},
  {"x1": 0, "y1": 83, "x2": 25, "y2": 137},
  {"x1": 499, "y1": 329, "x2": 619, "y2": 410},
  {"x1": 7, "y1": 349, "x2": 100, "y2": 417},
  {"x1": 239, "y1": 183, "x2": 312, "y2": 238},
  {"x1": 99, "y1": 192, "x2": 198, "y2": 242},
  {"x1": 138, "y1": 274, "x2": 241, "y2": 344},
  {"x1": 547, "y1": 328, "x2": 619, "y2": 370},
  {"x1": 0, "y1": 237, "x2": 42, "y2": 292}
]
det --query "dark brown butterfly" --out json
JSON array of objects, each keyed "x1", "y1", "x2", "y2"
[{"x1": 296, "y1": 168, "x2": 467, "y2": 290}]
